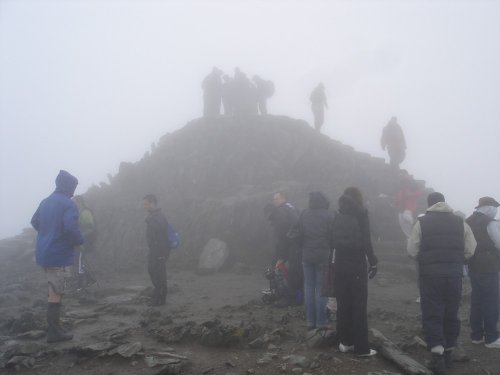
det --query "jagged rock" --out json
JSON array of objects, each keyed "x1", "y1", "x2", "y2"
[
  {"x1": 110, "y1": 342, "x2": 142, "y2": 358},
  {"x1": 144, "y1": 355, "x2": 183, "y2": 368},
  {"x1": 305, "y1": 328, "x2": 336, "y2": 348},
  {"x1": 284, "y1": 354, "x2": 310, "y2": 368},
  {"x1": 198, "y1": 238, "x2": 229, "y2": 274},
  {"x1": 367, "y1": 372, "x2": 402, "y2": 375},
  {"x1": 15, "y1": 330, "x2": 45, "y2": 340},
  {"x1": 7, "y1": 312, "x2": 40, "y2": 334},
  {"x1": 6, "y1": 355, "x2": 35, "y2": 369}
]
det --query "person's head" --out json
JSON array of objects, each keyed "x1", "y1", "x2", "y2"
[
  {"x1": 272, "y1": 191, "x2": 287, "y2": 207},
  {"x1": 317, "y1": 82, "x2": 325, "y2": 90},
  {"x1": 308, "y1": 191, "x2": 330, "y2": 210},
  {"x1": 143, "y1": 194, "x2": 158, "y2": 212},
  {"x1": 427, "y1": 192, "x2": 445, "y2": 207},
  {"x1": 475, "y1": 196, "x2": 500, "y2": 210},
  {"x1": 55, "y1": 170, "x2": 78, "y2": 197},
  {"x1": 343, "y1": 187, "x2": 363, "y2": 207}
]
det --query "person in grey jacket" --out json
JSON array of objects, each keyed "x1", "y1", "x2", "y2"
[{"x1": 299, "y1": 191, "x2": 335, "y2": 329}]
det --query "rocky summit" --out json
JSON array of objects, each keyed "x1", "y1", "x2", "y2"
[{"x1": 78, "y1": 114, "x2": 425, "y2": 271}]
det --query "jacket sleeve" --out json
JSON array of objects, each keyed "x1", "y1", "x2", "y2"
[
  {"x1": 31, "y1": 206, "x2": 40, "y2": 231},
  {"x1": 63, "y1": 203, "x2": 84, "y2": 246},
  {"x1": 487, "y1": 221, "x2": 500, "y2": 251},
  {"x1": 361, "y1": 213, "x2": 378, "y2": 266},
  {"x1": 407, "y1": 220, "x2": 421, "y2": 260},
  {"x1": 463, "y1": 222, "x2": 477, "y2": 259}
]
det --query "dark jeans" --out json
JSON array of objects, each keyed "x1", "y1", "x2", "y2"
[
  {"x1": 469, "y1": 272, "x2": 499, "y2": 343},
  {"x1": 148, "y1": 255, "x2": 167, "y2": 302},
  {"x1": 420, "y1": 276, "x2": 462, "y2": 350},
  {"x1": 335, "y1": 263, "x2": 369, "y2": 355}
]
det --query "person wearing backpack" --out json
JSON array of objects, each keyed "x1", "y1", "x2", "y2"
[
  {"x1": 299, "y1": 191, "x2": 335, "y2": 330},
  {"x1": 143, "y1": 194, "x2": 170, "y2": 306},
  {"x1": 252, "y1": 75, "x2": 274, "y2": 115},
  {"x1": 73, "y1": 195, "x2": 97, "y2": 290},
  {"x1": 333, "y1": 187, "x2": 378, "y2": 357}
]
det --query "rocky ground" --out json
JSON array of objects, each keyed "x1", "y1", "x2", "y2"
[{"x1": 1, "y1": 240, "x2": 500, "y2": 375}]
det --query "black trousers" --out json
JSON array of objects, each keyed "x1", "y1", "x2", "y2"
[
  {"x1": 469, "y1": 272, "x2": 499, "y2": 343},
  {"x1": 148, "y1": 255, "x2": 167, "y2": 301},
  {"x1": 335, "y1": 263, "x2": 369, "y2": 355},
  {"x1": 419, "y1": 276, "x2": 462, "y2": 350}
]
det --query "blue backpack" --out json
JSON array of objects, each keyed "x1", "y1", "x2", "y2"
[{"x1": 167, "y1": 223, "x2": 180, "y2": 250}]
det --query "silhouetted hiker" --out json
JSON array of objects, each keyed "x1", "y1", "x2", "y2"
[
  {"x1": 407, "y1": 192, "x2": 476, "y2": 374},
  {"x1": 221, "y1": 74, "x2": 234, "y2": 116},
  {"x1": 381, "y1": 116, "x2": 406, "y2": 167},
  {"x1": 466, "y1": 197, "x2": 500, "y2": 349},
  {"x1": 202, "y1": 67, "x2": 223, "y2": 117},
  {"x1": 294, "y1": 191, "x2": 334, "y2": 330},
  {"x1": 310, "y1": 83, "x2": 328, "y2": 131},
  {"x1": 233, "y1": 67, "x2": 258, "y2": 116},
  {"x1": 143, "y1": 194, "x2": 170, "y2": 306},
  {"x1": 264, "y1": 191, "x2": 303, "y2": 307},
  {"x1": 252, "y1": 75, "x2": 274, "y2": 115},
  {"x1": 73, "y1": 195, "x2": 97, "y2": 290},
  {"x1": 333, "y1": 187, "x2": 378, "y2": 357},
  {"x1": 31, "y1": 170, "x2": 84, "y2": 343}
]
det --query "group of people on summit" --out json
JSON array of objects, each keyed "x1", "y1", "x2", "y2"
[{"x1": 202, "y1": 67, "x2": 329, "y2": 132}]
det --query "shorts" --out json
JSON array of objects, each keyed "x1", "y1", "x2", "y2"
[{"x1": 45, "y1": 267, "x2": 72, "y2": 295}]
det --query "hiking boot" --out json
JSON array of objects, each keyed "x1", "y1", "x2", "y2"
[
  {"x1": 485, "y1": 338, "x2": 500, "y2": 348},
  {"x1": 46, "y1": 303, "x2": 73, "y2": 343},
  {"x1": 339, "y1": 343, "x2": 354, "y2": 353},
  {"x1": 428, "y1": 353, "x2": 447, "y2": 375}
]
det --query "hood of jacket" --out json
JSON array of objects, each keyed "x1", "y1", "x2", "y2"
[
  {"x1": 308, "y1": 191, "x2": 330, "y2": 210},
  {"x1": 338, "y1": 194, "x2": 367, "y2": 216},
  {"x1": 476, "y1": 206, "x2": 498, "y2": 220},
  {"x1": 427, "y1": 201, "x2": 454, "y2": 213},
  {"x1": 55, "y1": 170, "x2": 78, "y2": 197}
]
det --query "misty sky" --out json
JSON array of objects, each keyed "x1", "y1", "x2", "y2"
[{"x1": 1, "y1": 0, "x2": 499, "y2": 239}]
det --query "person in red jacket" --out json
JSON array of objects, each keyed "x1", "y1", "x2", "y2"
[{"x1": 394, "y1": 176, "x2": 422, "y2": 239}]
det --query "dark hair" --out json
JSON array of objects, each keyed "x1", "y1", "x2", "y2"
[
  {"x1": 343, "y1": 187, "x2": 363, "y2": 207},
  {"x1": 73, "y1": 195, "x2": 86, "y2": 206},
  {"x1": 427, "y1": 192, "x2": 445, "y2": 207},
  {"x1": 143, "y1": 194, "x2": 158, "y2": 205}
]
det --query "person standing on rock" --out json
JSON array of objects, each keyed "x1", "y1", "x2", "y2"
[
  {"x1": 252, "y1": 75, "x2": 274, "y2": 115},
  {"x1": 381, "y1": 116, "x2": 406, "y2": 167},
  {"x1": 297, "y1": 191, "x2": 335, "y2": 329},
  {"x1": 31, "y1": 170, "x2": 84, "y2": 343},
  {"x1": 143, "y1": 194, "x2": 170, "y2": 306},
  {"x1": 332, "y1": 187, "x2": 378, "y2": 357},
  {"x1": 265, "y1": 191, "x2": 302, "y2": 307},
  {"x1": 72, "y1": 195, "x2": 97, "y2": 290},
  {"x1": 407, "y1": 192, "x2": 476, "y2": 374},
  {"x1": 310, "y1": 83, "x2": 328, "y2": 132},
  {"x1": 466, "y1": 197, "x2": 500, "y2": 349},
  {"x1": 202, "y1": 67, "x2": 223, "y2": 117}
]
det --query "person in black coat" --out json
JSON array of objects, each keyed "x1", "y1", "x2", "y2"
[
  {"x1": 333, "y1": 187, "x2": 378, "y2": 357},
  {"x1": 143, "y1": 194, "x2": 170, "y2": 306}
]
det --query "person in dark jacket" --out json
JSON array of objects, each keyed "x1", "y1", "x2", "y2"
[
  {"x1": 202, "y1": 67, "x2": 223, "y2": 117},
  {"x1": 310, "y1": 83, "x2": 328, "y2": 132},
  {"x1": 407, "y1": 192, "x2": 476, "y2": 374},
  {"x1": 299, "y1": 191, "x2": 334, "y2": 329},
  {"x1": 143, "y1": 194, "x2": 170, "y2": 306},
  {"x1": 333, "y1": 187, "x2": 378, "y2": 357},
  {"x1": 381, "y1": 116, "x2": 406, "y2": 167},
  {"x1": 265, "y1": 191, "x2": 302, "y2": 306},
  {"x1": 466, "y1": 196, "x2": 500, "y2": 349},
  {"x1": 31, "y1": 170, "x2": 84, "y2": 343}
]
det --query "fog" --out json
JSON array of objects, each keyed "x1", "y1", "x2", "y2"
[{"x1": 1, "y1": 0, "x2": 499, "y2": 239}]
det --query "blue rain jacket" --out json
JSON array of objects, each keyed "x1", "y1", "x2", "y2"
[{"x1": 31, "y1": 170, "x2": 84, "y2": 267}]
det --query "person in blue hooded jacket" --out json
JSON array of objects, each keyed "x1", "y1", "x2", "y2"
[{"x1": 31, "y1": 170, "x2": 84, "y2": 343}]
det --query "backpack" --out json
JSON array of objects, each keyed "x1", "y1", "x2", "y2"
[{"x1": 167, "y1": 223, "x2": 181, "y2": 250}]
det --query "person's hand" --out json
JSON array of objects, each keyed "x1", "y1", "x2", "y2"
[{"x1": 368, "y1": 265, "x2": 378, "y2": 279}]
